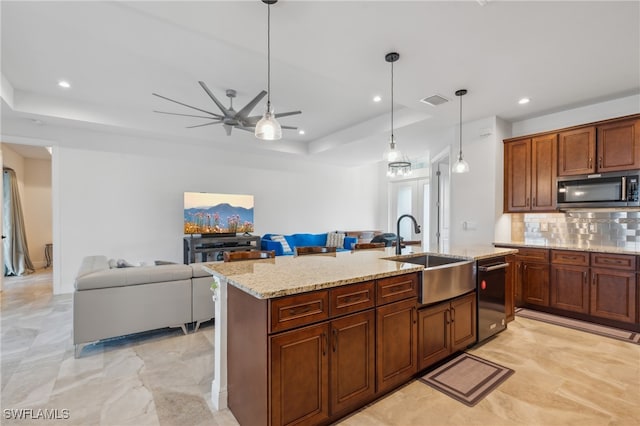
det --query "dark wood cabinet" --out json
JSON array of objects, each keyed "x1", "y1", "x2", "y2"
[
  {"x1": 550, "y1": 250, "x2": 590, "y2": 314},
  {"x1": 597, "y1": 118, "x2": 640, "y2": 173},
  {"x1": 505, "y1": 254, "x2": 515, "y2": 322},
  {"x1": 330, "y1": 310, "x2": 375, "y2": 416},
  {"x1": 270, "y1": 323, "x2": 330, "y2": 426},
  {"x1": 376, "y1": 298, "x2": 418, "y2": 394},
  {"x1": 558, "y1": 126, "x2": 596, "y2": 176},
  {"x1": 521, "y1": 261, "x2": 550, "y2": 307},
  {"x1": 504, "y1": 135, "x2": 557, "y2": 213},
  {"x1": 590, "y1": 268, "x2": 636, "y2": 323},
  {"x1": 417, "y1": 292, "x2": 476, "y2": 370}
]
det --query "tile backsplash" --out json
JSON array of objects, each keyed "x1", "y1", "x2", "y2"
[{"x1": 510, "y1": 211, "x2": 640, "y2": 250}]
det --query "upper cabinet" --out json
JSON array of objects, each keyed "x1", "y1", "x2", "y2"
[
  {"x1": 558, "y1": 117, "x2": 640, "y2": 176},
  {"x1": 504, "y1": 134, "x2": 557, "y2": 212}
]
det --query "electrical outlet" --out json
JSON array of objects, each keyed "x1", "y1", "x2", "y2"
[{"x1": 540, "y1": 223, "x2": 549, "y2": 232}]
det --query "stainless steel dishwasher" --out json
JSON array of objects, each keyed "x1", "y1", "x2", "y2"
[{"x1": 477, "y1": 257, "x2": 509, "y2": 343}]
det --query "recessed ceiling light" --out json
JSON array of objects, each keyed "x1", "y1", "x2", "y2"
[
  {"x1": 518, "y1": 97, "x2": 530, "y2": 105},
  {"x1": 298, "y1": 130, "x2": 305, "y2": 135},
  {"x1": 58, "y1": 80, "x2": 71, "y2": 89},
  {"x1": 373, "y1": 95, "x2": 382, "y2": 103}
]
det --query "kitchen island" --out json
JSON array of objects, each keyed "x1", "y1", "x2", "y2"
[{"x1": 203, "y1": 245, "x2": 516, "y2": 425}]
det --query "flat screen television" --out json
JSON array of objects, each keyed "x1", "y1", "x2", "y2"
[{"x1": 184, "y1": 192, "x2": 254, "y2": 235}]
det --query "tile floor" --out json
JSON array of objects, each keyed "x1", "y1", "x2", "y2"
[{"x1": 1, "y1": 269, "x2": 639, "y2": 425}]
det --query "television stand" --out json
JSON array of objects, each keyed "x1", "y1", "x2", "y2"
[{"x1": 183, "y1": 234, "x2": 261, "y2": 264}]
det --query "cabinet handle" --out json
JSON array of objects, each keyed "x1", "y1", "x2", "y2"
[
  {"x1": 322, "y1": 332, "x2": 327, "y2": 356},
  {"x1": 332, "y1": 329, "x2": 337, "y2": 353},
  {"x1": 598, "y1": 157, "x2": 602, "y2": 169},
  {"x1": 413, "y1": 307, "x2": 417, "y2": 324},
  {"x1": 445, "y1": 309, "x2": 450, "y2": 325},
  {"x1": 589, "y1": 157, "x2": 592, "y2": 169},
  {"x1": 526, "y1": 197, "x2": 530, "y2": 207},
  {"x1": 583, "y1": 271, "x2": 587, "y2": 285},
  {"x1": 451, "y1": 307, "x2": 456, "y2": 324},
  {"x1": 533, "y1": 197, "x2": 536, "y2": 207},
  {"x1": 592, "y1": 274, "x2": 596, "y2": 285}
]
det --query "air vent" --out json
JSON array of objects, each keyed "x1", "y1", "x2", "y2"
[{"x1": 420, "y1": 94, "x2": 449, "y2": 107}]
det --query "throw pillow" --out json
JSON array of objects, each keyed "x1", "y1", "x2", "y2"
[
  {"x1": 326, "y1": 232, "x2": 345, "y2": 248},
  {"x1": 271, "y1": 234, "x2": 293, "y2": 253},
  {"x1": 116, "y1": 258, "x2": 134, "y2": 268},
  {"x1": 108, "y1": 258, "x2": 118, "y2": 269}
]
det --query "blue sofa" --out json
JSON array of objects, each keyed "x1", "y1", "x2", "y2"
[{"x1": 261, "y1": 233, "x2": 357, "y2": 256}]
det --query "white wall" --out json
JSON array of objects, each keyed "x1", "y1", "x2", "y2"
[
  {"x1": 51, "y1": 131, "x2": 382, "y2": 294},
  {"x1": 449, "y1": 116, "x2": 500, "y2": 246}
]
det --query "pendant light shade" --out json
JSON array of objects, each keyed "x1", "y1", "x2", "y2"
[
  {"x1": 452, "y1": 89, "x2": 470, "y2": 174},
  {"x1": 255, "y1": 0, "x2": 282, "y2": 141},
  {"x1": 384, "y1": 52, "x2": 412, "y2": 177}
]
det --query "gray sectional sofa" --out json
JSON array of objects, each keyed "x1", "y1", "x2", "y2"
[{"x1": 73, "y1": 255, "x2": 214, "y2": 356}]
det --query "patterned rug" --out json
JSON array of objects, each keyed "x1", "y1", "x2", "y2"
[
  {"x1": 516, "y1": 308, "x2": 640, "y2": 345},
  {"x1": 419, "y1": 353, "x2": 514, "y2": 407}
]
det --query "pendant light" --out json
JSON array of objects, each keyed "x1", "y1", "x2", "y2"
[
  {"x1": 384, "y1": 52, "x2": 411, "y2": 177},
  {"x1": 452, "y1": 89, "x2": 470, "y2": 173},
  {"x1": 255, "y1": 0, "x2": 282, "y2": 140}
]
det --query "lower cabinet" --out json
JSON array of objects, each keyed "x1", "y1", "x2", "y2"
[
  {"x1": 591, "y1": 268, "x2": 636, "y2": 323},
  {"x1": 270, "y1": 322, "x2": 330, "y2": 426},
  {"x1": 521, "y1": 262, "x2": 550, "y2": 307},
  {"x1": 550, "y1": 264, "x2": 590, "y2": 314},
  {"x1": 270, "y1": 310, "x2": 376, "y2": 426},
  {"x1": 418, "y1": 292, "x2": 476, "y2": 370},
  {"x1": 375, "y1": 298, "x2": 418, "y2": 394}
]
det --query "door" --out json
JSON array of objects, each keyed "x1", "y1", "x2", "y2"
[
  {"x1": 390, "y1": 178, "x2": 428, "y2": 243},
  {"x1": 590, "y1": 268, "x2": 636, "y2": 323},
  {"x1": 558, "y1": 127, "x2": 596, "y2": 176},
  {"x1": 270, "y1": 323, "x2": 330, "y2": 426},
  {"x1": 435, "y1": 160, "x2": 450, "y2": 251},
  {"x1": 330, "y1": 311, "x2": 375, "y2": 416},
  {"x1": 418, "y1": 302, "x2": 449, "y2": 369},
  {"x1": 531, "y1": 134, "x2": 557, "y2": 210},
  {"x1": 504, "y1": 139, "x2": 531, "y2": 212},
  {"x1": 597, "y1": 119, "x2": 640, "y2": 172},
  {"x1": 522, "y1": 262, "x2": 550, "y2": 307},
  {"x1": 550, "y1": 265, "x2": 590, "y2": 314},
  {"x1": 376, "y1": 299, "x2": 417, "y2": 393}
]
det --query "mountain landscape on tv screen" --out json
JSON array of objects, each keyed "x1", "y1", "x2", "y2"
[{"x1": 184, "y1": 203, "x2": 254, "y2": 234}]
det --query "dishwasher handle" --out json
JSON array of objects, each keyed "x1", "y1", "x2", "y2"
[{"x1": 478, "y1": 262, "x2": 510, "y2": 272}]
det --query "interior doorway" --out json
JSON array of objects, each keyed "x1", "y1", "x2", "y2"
[
  {"x1": 389, "y1": 177, "x2": 429, "y2": 246},
  {"x1": 431, "y1": 150, "x2": 451, "y2": 252}
]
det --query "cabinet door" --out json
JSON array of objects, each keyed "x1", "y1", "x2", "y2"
[
  {"x1": 417, "y1": 302, "x2": 449, "y2": 370},
  {"x1": 558, "y1": 127, "x2": 596, "y2": 176},
  {"x1": 504, "y1": 139, "x2": 531, "y2": 212},
  {"x1": 450, "y1": 292, "x2": 477, "y2": 352},
  {"x1": 376, "y1": 299, "x2": 418, "y2": 393},
  {"x1": 522, "y1": 262, "x2": 550, "y2": 307},
  {"x1": 270, "y1": 323, "x2": 330, "y2": 426},
  {"x1": 330, "y1": 311, "x2": 375, "y2": 416},
  {"x1": 550, "y1": 265, "x2": 590, "y2": 314},
  {"x1": 597, "y1": 119, "x2": 640, "y2": 172},
  {"x1": 590, "y1": 268, "x2": 637, "y2": 323},
  {"x1": 531, "y1": 134, "x2": 557, "y2": 210}
]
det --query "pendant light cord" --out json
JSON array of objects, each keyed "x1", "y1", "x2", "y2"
[
  {"x1": 267, "y1": 3, "x2": 272, "y2": 108},
  {"x1": 390, "y1": 59, "x2": 394, "y2": 143},
  {"x1": 458, "y1": 94, "x2": 463, "y2": 158}
]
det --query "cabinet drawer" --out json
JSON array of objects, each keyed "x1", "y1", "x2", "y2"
[
  {"x1": 515, "y1": 248, "x2": 549, "y2": 263},
  {"x1": 270, "y1": 290, "x2": 329, "y2": 333},
  {"x1": 591, "y1": 253, "x2": 636, "y2": 271},
  {"x1": 551, "y1": 250, "x2": 589, "y2": 266},
  {"x1": 330, "y1": 281, "x2": 375, "y2": 317},
  {"x1": 376, "y1": 273, "x2": 418, "y2": 305}
]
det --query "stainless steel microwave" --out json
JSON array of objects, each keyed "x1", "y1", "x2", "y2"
[{"x1": 557, "y1": 171, "x2": 640, "y2": 209}]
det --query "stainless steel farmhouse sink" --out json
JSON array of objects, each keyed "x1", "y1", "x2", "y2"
[{"x1": 390, "y1": 254, "x2": 476, "y2": 305}]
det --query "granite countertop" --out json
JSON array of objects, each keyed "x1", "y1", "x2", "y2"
[
  {"x1": 202, "y1": 245, "x2": 517, "y2": 299},
  {"x1": 494, "y1": 241, "x2": 640, "y2": 255}
]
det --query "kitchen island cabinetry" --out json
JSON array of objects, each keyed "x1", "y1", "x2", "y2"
[{"x1": 418, "y1": 292, "x2": 476, "y2": 370}]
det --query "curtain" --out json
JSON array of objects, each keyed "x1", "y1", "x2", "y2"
[{"x1": 3, "y1": 168, "x2": 35, "y2": 276}]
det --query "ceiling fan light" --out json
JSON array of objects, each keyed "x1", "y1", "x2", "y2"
[{"x1": 255, "y1": 106, "x2": 282, "y2": 140}]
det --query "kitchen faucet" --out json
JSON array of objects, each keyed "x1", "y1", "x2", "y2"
[{"x1": 396, "y1": 214, "x2": 421, "y2": 255}]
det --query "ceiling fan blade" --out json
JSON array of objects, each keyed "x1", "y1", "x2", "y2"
[
  {"x1": 281, "y1": 126, "x2": 298, "y2": 130},
  {"x1": 186, "y1": 120, "x2": 223, "y2": 128},
  {"x1": 198, "y1": 81, "x2": 231, "y2": 116},
  {"x1": 152, "y1": 93, "x2": 223, "y2": 118},
  {"x1": 235, "y1": 126, "x2": 255, "y2": 133},
  {"x1": 236, "y1": 90, "x2": 267, "y2": 119},
  {"x1": 154, "y1": 110, "x2": 222, "y2": 119},
  {"x1": 274, "y1": 110, "x2": 302, "y2": 119},
  {"x1": 223, "y1": 124, "x2": 233, "y2": 136}
]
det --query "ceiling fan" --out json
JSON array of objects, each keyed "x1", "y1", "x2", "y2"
[{"x1": 152, "y1": 81, "x2": 301, "y2": 136}]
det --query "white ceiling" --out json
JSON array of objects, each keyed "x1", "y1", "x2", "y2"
[{"x1": 1, "y1": 0, "x2": 639, "y2": 166}]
